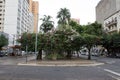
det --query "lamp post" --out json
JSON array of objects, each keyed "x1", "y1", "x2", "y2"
[
  {"x1": 26, "y1": 43, "x2": 28, "y2": 63},
  {"x1": 35, "y1": 13, "x2": 39, "y2": 61},
  {"x1": 25, "y1": 32, "x2": 28, "y2": 63},
  {"x1": 35, "y1": 31, "x2": 38, "y2": 60}
]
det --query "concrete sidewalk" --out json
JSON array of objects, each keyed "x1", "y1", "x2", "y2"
[{"x1": 18, "y1": 59, "x2": 104, "y2": 67}]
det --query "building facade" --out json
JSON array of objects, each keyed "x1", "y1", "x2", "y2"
[
  {"x1": 32, "y1": 1, "x2": 39, "y2": 33},
  {"x1": 104, "y1": 11, "x2": 120, "y2": 33},
  {"x1": 0, "y1": 0, "x2": 39, "y2": 46},
  {"x1": 3, "y1": 0, "x2": 34, "y2": 46},
  {"x1": 96, "y1": 0, "x2": 120, "y2": 33},
  {"x1": 0, "y1": 0, "x2": 5, "y2": 32}
]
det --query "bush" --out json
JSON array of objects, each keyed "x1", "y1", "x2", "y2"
[{"x1": 45, "y1": 53, "x2": 64, "y2": 60}]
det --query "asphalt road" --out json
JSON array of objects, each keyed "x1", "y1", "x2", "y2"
[
  {"x1": 0, "y1": 56, "x2": 120, "y2": 80},
  {"x1": 0, "y1": 65, "x2": 116, "y2": 80}
]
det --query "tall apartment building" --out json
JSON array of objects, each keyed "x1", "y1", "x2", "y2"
[
  {"x1": 32, "y1": 1, "x2": 39, "y2": 33},
  {"x1": 3, "y1": 0, "x2": 34, "y2": 46},
  {"x1": 96, "y1": 0, "x2": 120, "y2": 33},
  {"x1": 0, "y1": 0, "x2": 5, "y2": 32}
]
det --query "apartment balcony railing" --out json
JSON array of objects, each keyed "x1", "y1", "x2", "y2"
[{"x1": 108, "y1": 27, "x2": 117, "y2": 33}]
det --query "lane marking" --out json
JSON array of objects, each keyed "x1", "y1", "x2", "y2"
[
  {"x1": 108, "y1": 74, "x2": 120, "y2": 80},
  {"x1": 106, "y1": 61, "x2": 115, "y2": 64},
  {"x1": 104, "y1": 69, "x2": 120, "y2": 77}
]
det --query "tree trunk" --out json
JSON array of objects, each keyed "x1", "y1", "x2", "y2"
[
  {"x1": 66, "y1": 50, "x2": 72, "y2": 59},
  {"x1": 37, "y1": 49, "x2": 42, "y2": 60},
  {"x1": 88, "y1": 48, "x2": 91, "y2": 60},
  {"x1": 77, "y1": 51, "x2": 79, "y2": 58}
]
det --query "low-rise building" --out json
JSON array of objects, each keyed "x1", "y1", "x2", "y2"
[{"x1": 104, "y1": 11, "x2": 120, "y2": 34}]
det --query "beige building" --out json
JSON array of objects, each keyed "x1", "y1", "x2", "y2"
[
  {"x1": 32, "y1": 1, "x2": 39, "y2": 33},
  {"x1": 71, "y1": 18, "x2": 80, "y2": 24},
  {"x1": 29, "y1": 0, "x2": 33, "y2": 12},
  {"x1": 96, "y1": 0, "x2": 120, "y2": 33},
  {"x1": 29, "y1": 0, "x2": 39, "y2": 33}
]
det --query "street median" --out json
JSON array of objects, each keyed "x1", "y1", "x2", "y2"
[{"x1": 18, "y1": 59, "x2": 104, "y2": 67}]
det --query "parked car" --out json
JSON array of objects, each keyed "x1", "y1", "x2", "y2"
[
  {"x1": 91, "y1": 53, "x2": 99, "y2": 56},
  {"x1": 116, "y1": 53, "x2": 120, "y2": 58},
  {"x1": 0, "y1": 51, "x2": 4, "y2": 57},
  {"x1": 22, "y1": 51, "x2": 26, "y2": 56}
]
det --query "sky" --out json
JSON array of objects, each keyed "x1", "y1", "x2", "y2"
[{"x1": 34, "y1": 0, "x2": 101, "y2": 26}]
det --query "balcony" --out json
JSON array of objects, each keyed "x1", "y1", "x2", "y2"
[
  {"x1": 105, "y1": 17, "x2": 117, "y2": 27},
  {"x1": 108, "y1": 27, "x2": 117, "y2": 33}
]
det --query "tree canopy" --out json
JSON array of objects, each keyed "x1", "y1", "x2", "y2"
[
  {"x1": 0, "y1": 34, "x2": 8, "y2": 50},
  {"x1": 57, "y1": 8, "x2": 71, "y2": 25},
  {"x1": 40, "y1": 15, "x2": 54, "y2": 33}
]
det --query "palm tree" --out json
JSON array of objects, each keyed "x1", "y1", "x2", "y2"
[
  {"x1": 57, "y1": 8, "x2": 71, "y2": 25},
  {"x1": 40, "y1": 15, "x2": 54, "y2": 33}
]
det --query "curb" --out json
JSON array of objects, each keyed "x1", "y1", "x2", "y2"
[{"x1": 17, "y1": 63, "x2": 104, "y2": 67}]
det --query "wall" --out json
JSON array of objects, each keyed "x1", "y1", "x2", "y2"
[{"x1": 96, "y1": 0, "x2": 117, "y2": 26}]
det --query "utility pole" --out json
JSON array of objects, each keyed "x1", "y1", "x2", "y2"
[
  {"x1": 25, "y1": 32, "x2": 28, "y2": 63},
  {"x1": 35, "y1": 30, "x2": 38, "y2": 60},
  {"x1": 35, "y1": 13, "x2": 38, "y2": 61},
  {"x1": 26, "y1": 44, "x2": 28, "y2": 63}
]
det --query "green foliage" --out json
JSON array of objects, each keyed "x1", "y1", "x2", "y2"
[
  {"x1": 100, "y1": 32, "x2": 120, "y2": 57},
  {"x1": 0, "y1": 34, "x2": 8, "y2": 49},
  {"x1": 102, "y1": 34, "x2": 112, "y2": 49},
  {"x1": 19, "y1": 33, "x2": 34, "y2": 51},
  {"x1": 57, "y1": 8, "x2": 71, "y2": 25},
  {"x1": 72, "y1": 35, "x2": 84, "y2": 51},
  {"x1": 82, "y1": 34, "x2": 99, "y2": 60},
  {"x1": 19, "y1": 7, "x2": 107, "y2": 60},
  {"x1": 46, "y1": 53, "x2": 64, "y2": 60},
  {"x1": 40, "y1": 15, "x2": 54, "y2": 33},
  {"x1": 19, "y1": 33, "x2": 44, "y2": 52},
  {"x1": 69, "y1": 20, "x2": 84, "y2": 34},
  {"x1": 83, "y1": 21, "x2": 102, "y2": 36},
  {"x1": 83, "y1": 34, "x2": 98, "y2": 49},
  {"x1": 111, "y1": 33, "x2": 120, "y2": 47}
]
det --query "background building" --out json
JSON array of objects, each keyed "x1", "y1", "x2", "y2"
[
  {"x1": 71, "y1": 18, "x2": 80, "y2": 24},
  {"x1": 3, "y1": 0, "x2": 34, "y2": 46},
  {"x1": 0, "y1": 0, "x2": 39, "y2": 46},
  {"x1": 32, "y1": 1, "x2": 39, "y2": 33},
  {"x1": 96, "y1": 0, "x2": 120, "y2": 33},
  {"x1": 0, "y1": 0, "x2": 5, "y2": 32}
]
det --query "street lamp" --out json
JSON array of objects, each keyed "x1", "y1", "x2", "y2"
[
  {"x1": 35, "y1": 31, "x2": 38, "y2": 60},
  {"x1": 35, "y1": 13, "x2": 39, "y2": 61},
  {"x1": 25, "y1": 32, "x2": 28, "y2": 63}
]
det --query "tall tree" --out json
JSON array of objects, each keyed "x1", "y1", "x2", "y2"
[
  {"x1": 19, "y1": 33, "x2": 45, "y2": 60},
  {"x1": 0, "y1": 34, "x2": 8, "y2": 50},
  {"x1": 69, "y1": 20, "x2": 84, "y2": 34},
  {"x1": 57, "y1": 8, "x2": 71, "y2": 25},
  {"x1": 40, "y1": 15, "x2": 54, "y2": 33},
  {"x1": 83, "y1": 21, "x2": 102, "y2": 36},
  {"x1": 83, "y1": 34, "x2": 98, "y2": 60}
]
